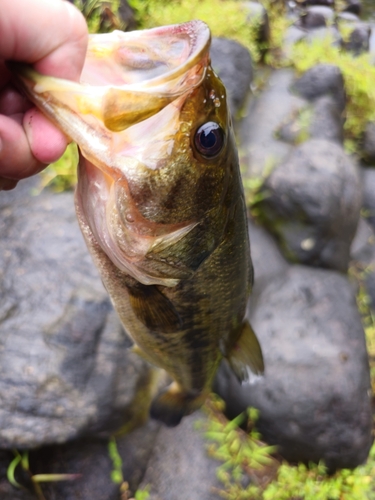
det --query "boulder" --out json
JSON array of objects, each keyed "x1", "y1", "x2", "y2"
[
  {"x1": 138, "y1": 411, "x2": 223, "y2": 500},
  {"x1": 361, "y1": 167, "x2": 375, "y2": 230},
  {"x1": 298, "y1": 6, "x2": 335, "y2": 29},
  {"x1": 291, "y1": 64, "x2": 346, "y2": 113},
  {"x1": 0, "y1": 177, "x2": 153, "y2": 448},
  {"x1": 214, "y1": 266, "x2": 373, "y2": 470},
  {"x1": 256, "y1": 139, "x2": 362, "y2": 272},
  {"x1": 30, "y1": 420, "x2": 161, "y2": 500},
  {"x1": 239, "y1": 69, "x2": 305, "y2": 179},
  {"x1": 210, "y1": 37, "x2": 253, "y2": 117},
  {"x1": 362, "y1": 122, "x2": 375, "y2": 163}
]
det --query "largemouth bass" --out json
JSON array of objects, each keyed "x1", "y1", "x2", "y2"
[{"x1": 11, "y1": 20, "x2": 264, "y2": 426}]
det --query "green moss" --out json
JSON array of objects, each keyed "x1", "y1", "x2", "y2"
[
  {"x1": 289, "y1": 35, "x2": 375, "y2": 144},
  {"x1": 129, "y1": 0, "x2": 266, "y2": 62},
  {"x1": 39, "y1": 143, "x2": 78, "y2": 192},
  {"x1": 202, "y1": 394, "x2": 375, "y2": 500},
  {"x1": 74, "y1": 0, "x2": 123, "y2": 33}
]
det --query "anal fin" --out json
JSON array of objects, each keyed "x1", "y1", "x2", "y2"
[{"x1": 227, "y1": 320, "x2": 264, "y2": 384}]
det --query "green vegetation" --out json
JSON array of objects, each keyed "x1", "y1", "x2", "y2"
[
  {"x1": 129, "y1": 0, "x2": 265, "y2": 61},
  {"x1": 39, "y1": 143, "x2": 78, "y2": 193},
  {"x1": 74, "y1": 0, "x2": 123, "y2": 33},
  {"x1": 7, "y1": 450, "x2": 80, "y2": 500},
  {"x1": 108, "y1": 437, "x2": 150, "y2": 500},
  {"x1": 289, "y1": 35, "x2": 375, "y2": 150},
  {"x1": 201, "y1": 396, "x2": 375, "y2": 500}
]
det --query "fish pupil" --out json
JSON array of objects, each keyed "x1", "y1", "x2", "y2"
[{"x1": 194, "y1": 121, "x2": 224, "y2": 158}]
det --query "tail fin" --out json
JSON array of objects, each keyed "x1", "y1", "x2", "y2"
[{"x1": 150, "y1": 383, "x2": 206, "y2": 427}]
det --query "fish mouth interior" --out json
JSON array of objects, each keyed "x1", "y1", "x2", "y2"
[{"x1": 81, "y1": 20, "x2": 211, "y2": 90}]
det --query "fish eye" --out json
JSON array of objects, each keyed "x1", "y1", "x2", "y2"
[{"x1": 194, "y1": 122, "x2": 224, "y2": 158}]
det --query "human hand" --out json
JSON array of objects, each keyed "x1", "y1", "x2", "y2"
[{"x1": 0, "y1": 0, "x2": 88, "y2": 190}]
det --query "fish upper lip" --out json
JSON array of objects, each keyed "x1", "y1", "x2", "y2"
[{"x1": 83, "y1": 20, "x2": 211, "y2": 93}]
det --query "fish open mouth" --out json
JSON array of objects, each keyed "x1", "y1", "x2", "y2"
[
  {"x1": 9, "y1": 21, "x2": 212, "y2": 286},
  {"x1": 10, "y1": 20, "x2": 211, "y2": 135}
]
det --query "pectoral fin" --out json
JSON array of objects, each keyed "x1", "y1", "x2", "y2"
[
  {"x1": 227, "y1": 320, "x2": 264, "y2": 383},
  {"x1": 127, "y1": 282, "x2": 182, "y2": 333}
]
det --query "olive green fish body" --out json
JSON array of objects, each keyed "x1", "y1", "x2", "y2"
[{"x1": 10, "y1": 21, "x2": 264, "y2": 426}]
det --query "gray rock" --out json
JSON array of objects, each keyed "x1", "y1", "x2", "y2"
[
  {"x1": 362, "y1": 122, "x2": 375, "y2": 163},
  {"x1": 248, "y1": 218, "x2": 289, "y2": 298},
  {"x1": 31, "y1": 420, "x2": 161, "y2": 500},
  {"x1": 242, "y1": 1, "x2": 270, "y2": 45},
  {"x1": 139, "y1": 411, "x2": 223, "y2": 500},
  {"x1": 291, "y1": 64, "x2": 346, "y2": 113},
  {"x1": 342, "y1": 23, "x2": 371, "y2": 55},
  {"x1": 276, "y1": 95, "x2": 344, "y2": 145},
  {"x1": 350, "y1": 215, "x2": 375, "y2": 311},
  {"x1": 239, "y1": 69, "x2": 305, "y2": 179},
  {"x1": 298, "y1": 6, "x2": 335, "y2": 29},
  {"x1": 256, "y1": 139, "x2": 362, "y2": 271},
  {"x1": 214, "y1": 266, "x2": 373, "y2": 470},
  {"x1": 0, "y1": 177, "x2": 153, "y2": 448},
  {"x1": 210, "y1": 37, "x2": 253, "y2": 117},
  {"x1": 341, "y1": 0, "x2": 362, "y2": 16},
  {"x1": 362, "y1": 167, "x2": 375, "y2": 230}
]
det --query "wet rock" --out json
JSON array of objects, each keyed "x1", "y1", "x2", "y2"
[
  {"x1": 298, "y1": 6, "x2": 335, "y2": 29},
  {"x1": 240, "y1": 69, "x2": 305, "y2": 179},
  {"x1": 362, "y1": 122, "x2": 375, "y2": 163},
  {"x1": 362, "y1": 168, "x2": 375, "y2": 230},
  {"x1": 291, "y1": 64, "x2": 346, "y2": 113},
  {"x1": 31, "y1": 420, "x2": 161, "y2": 500},
  {"x1": 0, "y1": 177, "x2": 153, "y2": 448},
  {"x1": 298, "y1": 0, "x2": 335, "y2": 5},
  {"x1": 211, "y1": 37, "x2": 253, "y2": 116},
  {"x1": 242, "y1": 1, "x2": 270, "y2": 45},
  {"x1": 214, "y1": 266, "x2": 373, "y2": 470},
  {"x1": 276, "y1": 95, "x2": 344, "y2": 145},
  {"x1": 248, "y1": 217, "x2": 289, "y2": 297},
  {"x1": 341, "y1": 0, "x2": 362, "y2": 16},
  {"x1": 138, "y1": 411, "x2": 223, "y2": 500},
  {"x1": 256, "y1": 139, "x2": 362, "y2": 272},
  {"x1": 342, "y1": 23, "x2": 371, "y2": 55}
]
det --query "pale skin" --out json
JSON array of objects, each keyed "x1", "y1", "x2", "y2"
[{"x1": 0, "y1": 0, "x2": 88, "y2": 190}]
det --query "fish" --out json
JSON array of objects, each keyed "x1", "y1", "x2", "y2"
[{"x1": 10, "y1": 20, "x2": 264, "y2": 427}]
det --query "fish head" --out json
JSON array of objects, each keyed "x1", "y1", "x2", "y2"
[{"x1": 11, "y1": 21, "x2": 238, "y2": 286}]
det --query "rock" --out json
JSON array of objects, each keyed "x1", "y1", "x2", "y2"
[
  {"x1": 242, "y1": 1, "x2": 270, "y2": 45},
  {"x1": 350, "y1": 214, "x2": 375, "y2": 311},
  {"x1": 30, "y1": 420, "x2": 161, "y2": 500},
  {"x1": 276, "y1": 95, "x2": 344, "y2": 145},
  {"x1": 0, "y1": 177, "x2": 153, "y2": 448},
  {"x1": 298, "y1": 6, "x2": 335, "y2": 29},
  {"x1": 341, "y1": 0, "x2": 362, "y2": 16},
  {"x1": 342, "y1": 23, "x2": 371, "y2": 55},
  {"x1": 362, "y1": 122, "x2": 375, "y2": 163},
  {"x1": 214, "y1": 266, "x2": 373, "y2": 470},
  {"x1": 239, "y1": 69, "x2": 305, "y2": 179},
  {"x1": 362, "y1": 168, "x2": 375, "y2": 230},
  {"x1": 291, "y1": 64, "x2": 346, "y2": 113},
  {"x1": 248, "y1": 218, "x2": 289, "y2": 297},
  {"x1": 299, "y1": 0, "x2": 335, "y2": 5},
  {"x1": 210, "y1": 37, "x2": 253, "y2": 116},
  {"x1": 256, "y1": 139, "x2": 362, "y2": 272},
  {"x1": 138, "y1": 411, "x2": 223, "y2": 500},
  {"x1": 305, "y1": 25, "x2": 342, "y2": 45}
]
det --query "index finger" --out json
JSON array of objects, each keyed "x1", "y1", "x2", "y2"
[{"x1": 0, "y1": 0, "x2": 88, "y2": 80}]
